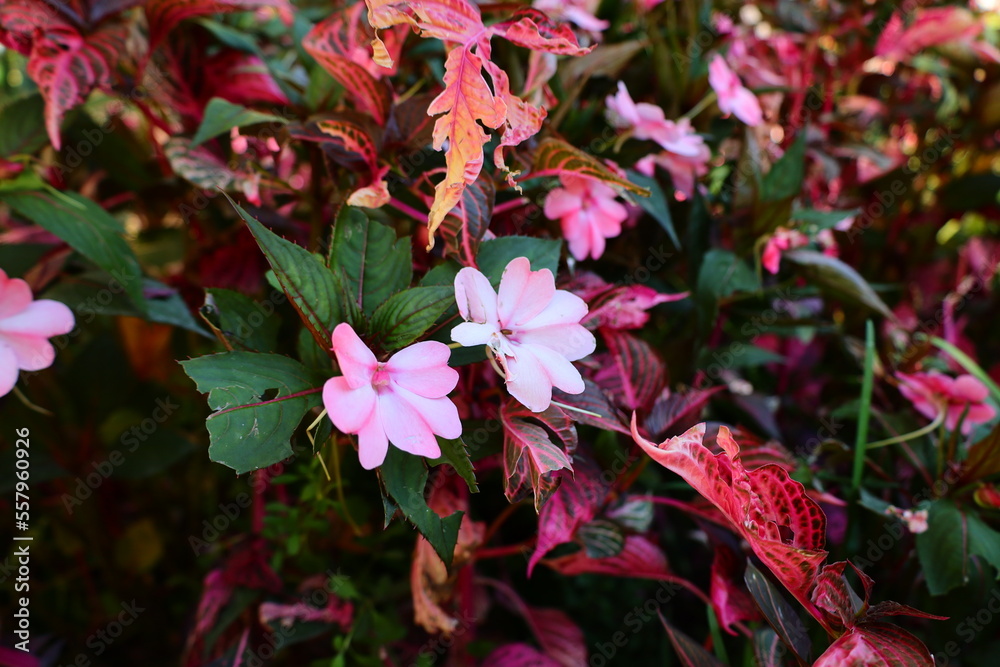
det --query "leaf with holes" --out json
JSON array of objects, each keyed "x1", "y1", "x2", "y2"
[
  {"x1": 229, "y1": 196, "x2": 341, "y2": 353},
  {"x1": 180, "y1": 352, "x2": 323, "y2": 474},
  {"x1": 501, "y1": 400, "x2": 577, "y2": 511},
  {"x1": 330, "y1": 207, "x2": 412, "y2": 315},
  {"x1": 532, "y1": 138, "x2": 650, "y2": 196},
  {"x1": 369, "y1": 286, "x2": 453, "y2": 351},
  {"x1": 528, "y1": 457, "x2": 607, "y2": 574},
  {"x1": 601, "y1": 329, "x2": 667, "y2": 411}
]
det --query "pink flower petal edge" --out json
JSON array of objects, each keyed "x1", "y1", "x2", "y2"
[
  {"x1": 0, "y1": 269, "x2": 75, "y2": 397},
  {"x1": 323, "y1": 323, "x2": 462, "y2": 469}
]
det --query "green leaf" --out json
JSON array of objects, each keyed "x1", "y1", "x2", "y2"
[
  {"x1": 695, "y1": 248, "x2": 759, "y2": 333},
  {"x1": 201, "y1": 288, "x2": 281, "y2": 352},
  {"x1": 330, "y1": 207, "x2": 412, "y2": 315},
  {"x1": 477, "y1": 236, "x2": 561, "y2": 283},
  {"x1": 0, "y1": 188, "x2": 147, "y2": 315},
  {"x1": 370, "y1": 286, "x2": 453, "y2": 351},
  {"x1": 379, "y1": 446, "x2": 463, "y2": 567},
  {"x1": 659, "y1": 611, "x2": 727, "y2": 667},
  {"x1": 192, "y1": 97, "x2": 288, "y2": 147},
  {"x1": 628, "y1": 170, "x2": 680, "y2": 249},
  {"x1": 917, "y1": 499, "x2": 1000, "y2": 595},
  {"x1": 784, "y1": 250, "x2": 892, "y2": 318},
  {"x1": 0, "y1": 94, "x2": 47, "y2": 158},
  {"x1": 791, "y1": 208, "x2": 859, "y2": 233},
  {"x1": 228, "y1": 195, "x2": 340, "y2": 352},
  {"x1": 432, "y1": 437, "x2": 478, "y2": 492},
  {"x1": 760, "y1": 130, "x2": 806, "y2": 202},
  {"x1": 180, "y1": 352, "x2": 322, "y2": 475}
]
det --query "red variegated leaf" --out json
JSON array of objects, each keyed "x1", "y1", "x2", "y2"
[
  {"x1": 289, "y1": 119, "x2": 390, "y2": 208},
  {"x1": 553, "y1": 378, "x2": 630, "y2": 434},
  {"x1": 311, "y1": 119, "x2": 381, "y2": 174},
  {"x1": 165, "y1": 138, "x2": 261, "y2": 204},
  {"x1": 658, "y1": 612, "x2": 726, "y2": 667},
  {"x1": 202, "y1": 51, "x2": 290, "y2": 108},
  {"x1": 501, "y1": 400, "x2": 577, "y2": 511},
  {"x1": 601, "y1": 329, "x2": 667, "y2": 411},
  {"x1": 528, "y1": 456, "x2": 608, "y2": 575},
  {"x1": 812, "y1": 623, "x2": 935, "y2": 667},
  {"x1": 545, "y1": 534, "x2": 670, "y2": 578},
  {"x1": 532, "y1": 138, "x2": 650, "y2": 196},
  {"x1": 438, "y1": 173, "x2": 495, "y2": 266},
  {"x1": 709, "y1": 544, "x2": 761, "y2": 635},
  {"x1": 492, "y1": 8, "x2": 594, "y2": 55},
  {"x1": 482, "y1": 644, "x2": 561, "y2": 667},
  {"x1": 716, "y1": 427, "x2": 796, "y2": 472},
  {"x1": 581, "y1": 281, "x2": 688, "y2": 331},
  {"x1": 303, "y1": 30, "x2": 391, "y2": 124},
  {"x1": 304, "y1": 3, "x2": 404, "y2": 77},
  {"x1": 644, "y1": 386, "x2": 724, "y2": 439},
  {"x1": 525, "y1": 608, "x2": 587, "y2": 667},
  {"x1": 366, "y1": 0, "x2": 484, "y2": 64},
  {"x1": 483, "y1": 58, "x2": 546, "y2": 184},
  {"x1": 0, "y1": 1, "x2": 63, "y2": 54},
  {"x1": 145, "y1": 0, "x2": 290, "y2": 52},
  {"x1": 631, "y1": 422, "x2": 828, "y2": 614},
  {"x1": 17, "y1": 20, "x2": 129, "y2": 150}
]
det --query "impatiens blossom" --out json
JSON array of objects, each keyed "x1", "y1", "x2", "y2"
[
  {"x1": 606, "y1": 83, "x2": 706, "y2": 156},
  {"x1": 885, "y1": 506, "x2": 930, "y2": 534},
  {"x1": 533, "y1": 0, "x2": 608, "y2": 32},
  {"x1": 876, "y1": 7, "x2": 1000, "y2": 64},
  {"x1": 0, "y1": 269, "x2": 75, "y2": 398},
  {"x1": 544, "y1": 175, "x2": 628, "y2": 261},
  {"x1": 708, "y1": 54, "x2": 763, "y2": 126},
  {"x1": 897, "y1": 370, "x2": 996, "y2": 434},
  {"x1": 634, "y1": 118, "x2": 711, "y2": 199},
  {"x1": 761, "y1": 227, "x2": 809, "y2": 274},
  {"x1": 323, "y1": 323, "x2": 462, "y2": 469},
  {"x1": 451, "y1": 257, "x2": 596, "y2": 412}
]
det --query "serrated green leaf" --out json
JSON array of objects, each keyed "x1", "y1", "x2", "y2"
[
  {"x1": 370, "y1": 286, "x2": 453, "y2": 351},
  {"x1": 229, "y1": 195, "x2": 341, "y2": 352},
  {"x1": 432, "y1": 437, "x2": 478, "y2": 492},
  {"x1": 180, "y1": 352, "x2": 322, "y2": 474},
  {"x1": 192, "y1": 97, "x2": 288, "y2": 147},
  {"x1": 379, "y1": 446, "x2": 463, "y2": 567},
  {"x1": 331, "y1": 207, "x2": 412, "y2": 315},
  {"x1": 477, "y1": 236, "x2": 561, "y2": 283},
  {"x1": 0, "y1": 188, "x2": 147, "y2": 315}
]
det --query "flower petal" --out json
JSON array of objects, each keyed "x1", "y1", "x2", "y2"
[
  {"x1": 0, "y1": 332, "x2": 55, "y2": 372},
  {"x1": 357, "y1": 401, "x2": 390, "y2": 469},
  {"x1": 331, "y1": 323, "x2": 377, "y2": 389},
  {"x1": 505, "y1": 344, "x2": 553, "y2": 412},
  {"x1": 952, "y1": 374, "x2": 989, "y2": 403},
  {"x1": 323, "y1": 376, "x2": 377, "y2": 434},
  {"x1": 379, "y1": 389, "x2": 443, "y2": 459},
  {"x1": 517, "y1": 322, "x2": 596, "y2": 361},
  {"x1": 517, "y1": 291, "x2": 589, "y2": 332},
  {"x1": 394, "y1": 385, "x2": 463, "y2": 440},
  {"x1": 455, "y1": 267, "x2": 498, "y2": 325},
  {"x1": 0, "y1": 299, "x2": 74, "y2": 338},
  {"x1": 0, "y1": 272, "x2": 32, "y2": 320},
  {"x1": 525, "y1": 342, "x2": 586, "y2": 395},
  {"x1": 386, "y1": 341, "x2": 459, "y2": 398},
  {"x1": 543, "y1": 188, "x2": 582, "y2": 220},
  {"x1": 0, "y1": 342, "x2": 19, "y2": 397},
  {"x1": 451, "y1": 321, "x2": 497, "y2": 348},
  {"x1": 498, "y1": 257, "x2": 555, "y2": 328}
]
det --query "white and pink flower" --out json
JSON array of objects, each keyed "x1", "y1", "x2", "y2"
[
  {"x1": 0, "y1": 269, "x2": 75, "y2": 397},
  {"x1": 323, "y1": 323, "x2": 462, "y2": 469},
  {"x1": 897, "y1": 370, "x2": 996, "y2": 434},
  {"x1": 451, "y1": 257, "x2": 595, "y2": 412}
]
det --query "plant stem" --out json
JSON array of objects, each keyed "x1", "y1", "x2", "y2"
[
  {"x1": 866, "y1": 410, "x2": 946, "y2": 449},
  {"x1": 852, "y1": 320, "x2": 875, "y2": 494}
]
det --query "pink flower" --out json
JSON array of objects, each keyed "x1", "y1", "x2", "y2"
[
  {"x1": 897, "y1": 370, "x2": 996, "y2": 434},
  {"x1": 876, "y1": 7, "x2": 1000, "y2": 64},
  {"x1": 885, "y1": 506, "x2": 929, "y2": 534},
  {"x1": 451, "y1": 257, "x2": 596, "y2": 412},
  {"x1": 708, "y1": 54, "x2": 763, "y2": 126},
  {"x1": 323, "y1": 323, "x2": 462, "y2": 469},
  {"x1": 606, "y1": 83, "x2": 706, "y2": 156},
  {"x1": 544, "y1": 175, "x2": 628, "y2": 261},
  {"x1": 761, "y1": 227, "x2": 810, "y2": 274},
  {"x1": 0, "y1": 269, "x2": 75, "y2": 397},
  {"x1": 634, "y1": 119, "x2": 711, "y2": 199}
]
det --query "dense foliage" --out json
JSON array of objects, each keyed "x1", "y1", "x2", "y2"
[{"x1": 3, "y1": 0, "x2": 1000, "y2": 665}]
